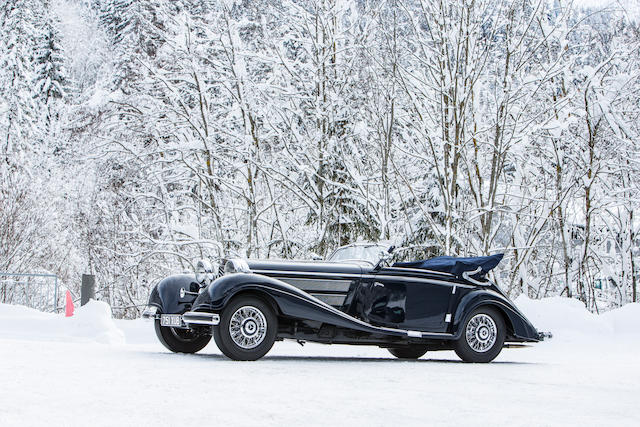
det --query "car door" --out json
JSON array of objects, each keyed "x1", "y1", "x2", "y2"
[{"x1": 373, "y1": 268, "x2": 454, "y2": 333}]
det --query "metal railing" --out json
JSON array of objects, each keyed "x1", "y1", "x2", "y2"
[{"x1": 0, "y1": 272, "x2": 59, "y2": 313}]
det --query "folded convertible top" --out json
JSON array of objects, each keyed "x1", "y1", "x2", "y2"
[{"x1": 393, "y1": 253, "x2": 504, "y2": 278}]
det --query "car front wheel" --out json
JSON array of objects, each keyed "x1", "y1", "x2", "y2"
[
  {"x1": 454, "y1": 307, "x2": 506, "y2": 363},
  {"x1": 213, "y1": 296, "x2": 277, "y2": 361},
  {"x1": 154, "y1": 319, "x2": 212, "y2": 354}
]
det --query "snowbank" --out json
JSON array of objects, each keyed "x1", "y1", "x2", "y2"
[
  {"x1": 1, "y1": 296, "x2": 638, "y2": 346},
  {"x1": 514, "y1": 295, "x2": 640, "y2": 339},
  {"x1": 601, "y1": 302, "x2": 640, "y2": 336},
  {"x1": 2, "y1": 296, "x2": 639, "y2": 427},
  {"x1": 69, "y1": 300, "x2": 126, "y2": 344},
  {"x1": 3, "y1": 297, "x2": 639, "y2": 427},
  {"x1": 0, "y1": 300, "x2": 125, "y2": 345}
]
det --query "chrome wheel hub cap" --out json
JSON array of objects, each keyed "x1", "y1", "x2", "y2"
[
  {"x1": 465, "y1": 313, "x2": 497, "y2": 353},
  {"x1": 229, "y1": 306, "x2": 267, "y2": 349}
]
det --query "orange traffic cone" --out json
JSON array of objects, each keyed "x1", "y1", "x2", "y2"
[{"x1": 65, "y1": 290, "x2": 74, "y2": 317}]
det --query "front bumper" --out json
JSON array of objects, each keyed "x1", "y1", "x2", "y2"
[
  {"x1": 141, "y1": 306, "x2": 219, "y2": 327},
  {"x1": 182, "y1": 311, "x2": 220, "y2": 326},
  {"x1": 141, "y1": 306, "x2": 159, "y2": 320},
  {"x1": 537, "y1": 331, "x2": 553, "y2": 340}
]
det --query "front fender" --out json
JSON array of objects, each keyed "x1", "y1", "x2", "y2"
[
  {"x1": 452, "y1": 289, "x2": 540, "y2": 342},
  {"x1": 197, "y1": 273, "x2": 342, "y2": 321},
  {"x1": 147, "y1": 274, "x2": 199, "y2": 314}
]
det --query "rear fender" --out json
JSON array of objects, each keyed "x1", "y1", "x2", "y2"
[
  {"x1": 452, "y1": 290, "x2": 540, "y2": 342},
  {"x1": 147, "y1": 274, "x2": 199, "y2": 314}
]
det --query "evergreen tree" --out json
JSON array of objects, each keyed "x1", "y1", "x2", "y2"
[
  {"x1": 0, "y1": 0, "x2": 43, "y2": 164},
  {"x1": 34, "y1": 15, "x2": 70, "y2": 104},
  {"x1": 99, "y1": 0, "x2": 170, "y2": 91}
]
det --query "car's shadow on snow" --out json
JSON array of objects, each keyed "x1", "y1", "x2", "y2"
[
  {"x1": 257, "y1": 355, "x2": 533, "y2": 364},
  {"x1": 150, "y1": 351, "x2": 536, "y2": 365},
  {"x1": 265, "y1": 355, "x2": 535, "y2": 364}
]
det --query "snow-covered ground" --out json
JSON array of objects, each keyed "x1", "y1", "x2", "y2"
[{"x1": 1, "y1": 298, "x2": 638, "y2": 426}]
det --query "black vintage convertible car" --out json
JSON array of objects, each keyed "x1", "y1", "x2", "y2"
[{"x1": 142, "y1": 243, "x2": 550, "y2": 362}]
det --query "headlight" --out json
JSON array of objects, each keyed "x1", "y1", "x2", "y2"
[
  {"x1": 195, "y1": 270, "x2": 206, "y2": 283},
  {"x1": 195, "y1": 259, "x2": 216, "y2": 286},
  {"x1": 224, "y1": 258, "x2": 251, "y2": 274}
]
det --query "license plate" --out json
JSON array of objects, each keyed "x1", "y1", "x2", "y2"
[{"x1": 160, "y1": 314, "x2": 183, "y2": 327}]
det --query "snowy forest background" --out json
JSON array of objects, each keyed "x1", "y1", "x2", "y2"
[{"x1": 1, "y1": 0, "x2": 638, "y2": 317}]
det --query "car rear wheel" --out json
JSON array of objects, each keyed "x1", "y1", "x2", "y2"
[
  {"x1": 213, "y1": 296, "x2": 277, "y2": 361},
  {"x1": 454, "y1": 307, "x2": 505, "y2": 363},
  {"x1": 154, "y1": 319, "x2": 212, "y2": 354},
  {"x1": 388, "y1": 345, "x2": 428, "y2": 359}
]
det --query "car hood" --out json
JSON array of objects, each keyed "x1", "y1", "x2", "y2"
[{"x1": 246, "y1": 259, "x2": 370, "y2": 276}]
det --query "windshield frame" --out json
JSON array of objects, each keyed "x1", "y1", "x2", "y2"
[{"x1": 326, "y1": 243, "x2": 390, "y2": 265}]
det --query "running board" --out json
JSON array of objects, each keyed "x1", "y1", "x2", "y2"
[{"x1": 182, "y1": 309, "x2": 453, "y2": 340}]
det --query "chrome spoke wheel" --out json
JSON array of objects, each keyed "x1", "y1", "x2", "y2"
[
  {"x1": 465, "y1": 313, "x2": 497, "y2": 353},
  {"x1": 214, "y1": 296, "x2": 277, "y2": 360},
  {"x1": 229, "y1": 306, "x2": 268, "y2": 349}
]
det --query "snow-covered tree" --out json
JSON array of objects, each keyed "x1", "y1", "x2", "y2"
[
  {"x1": 34, "y1": 14, "x2": 69, "y2": 103},
  {"x1": 0, "y1": 0, "x2": 43, "y2": 163},
  {"x1": 2, "y1": 0, "x2": 639, "y2": 315}
]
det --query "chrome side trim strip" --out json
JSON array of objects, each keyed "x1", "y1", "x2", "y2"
[
  {"x1": 278, "y1": 277, "x2": 352, "y2": 292},
  {"x1": 250, "y1": 284, "x2": 455, "y2": 339},
  {"x1": 384, "y1": 267, "x2": 455, "y2": 277},
  {"x1": 252, "y1": 269, "x2": 361, "y2": 279},
  {"x1": 310, "y1": 293, "x2": 347, "y2": 306},
  {"x1": 251, "y1": 269, "x2": 474, "y2": 289},
  {"x1": 373, "y1": 275, "x2": 474, "y2": 289}
]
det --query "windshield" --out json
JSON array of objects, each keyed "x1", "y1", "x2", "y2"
[{"x1": 327, "y1": 244, "x2": 388, "y2": 264}]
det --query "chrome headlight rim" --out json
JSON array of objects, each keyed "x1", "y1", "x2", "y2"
[{"x1": 195, "y1": 271, "x2": 206, "y2": 283}]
